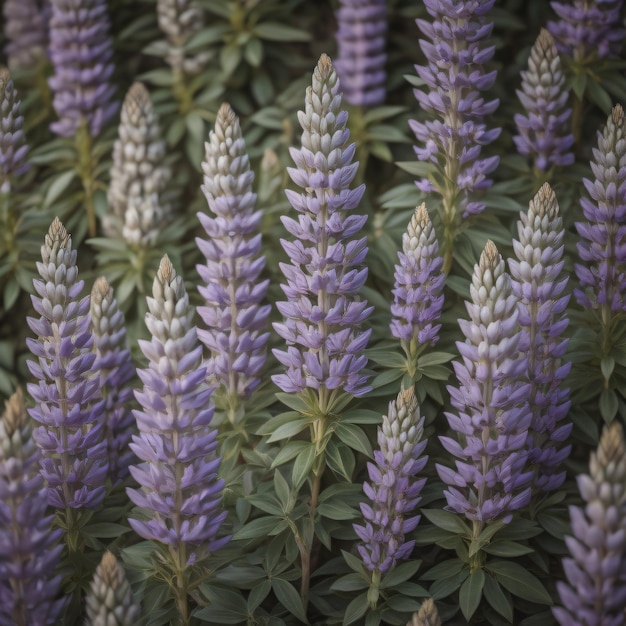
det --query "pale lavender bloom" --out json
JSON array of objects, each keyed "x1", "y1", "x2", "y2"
[
  {"x1": 272, "y1": 54, "x2": 373, "y2": 400},
  {"x1": 26, "y1": 218, "x2": 108, "y2": 510},
  {"x1": 0, "y1": 389, "x2": 65, "y2": 626},
  {"x1": 354, "y1": 387, "x2": 428, "y2": 575},
  {"x1": 91, "y1": 277, "x2": 136, "y2": 485},
  {"x1": 514, "y1": 29, "x2": 574, "y2": 171},
  {"x1": 509, "y1": 183, "x2": 572, "y2": 494},
  {"x1": 0, "y1": 67, "x2": 29, "y2": 193},
  {"x1": 48, "y1": 0, "x2": 118, "y2": 138},
  {"x1": 410, "y1": 0, "x2": 500, "y2": 219},
  {"x1": 334, "y1": 0, "x2": 387, "y2": 107},
  {"x1": 548, "y1": 0, "x2": 625, "y2": 60},
  {"x1": 2, "y1": 0, "x2": 48, "y2": 70},
  {"x1": 196, "y1": 103, "x2": 270, "y2": 400},
  {"x1": 390, "y1": 203, "x2": 445, "y2": 348},
  {"x1": 127, "y1": 256, "x2": 228, "y2": 554},
  {"x1": 554, "y1": 423, "x2": 626, "y2": 626},
  {"x1": 575, "y1": 105, "x2": 626, "y2": 313},
  {"x1": 437, "y1": 241, "x2": 533, "y2": 523}
]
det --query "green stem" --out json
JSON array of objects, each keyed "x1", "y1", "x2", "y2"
[
  {"x1": 76, "y1": 124, "x2": 97, "y2": 238},
  {"x1": 171, "y1": 546, "x2": 190, "y2": 626}
]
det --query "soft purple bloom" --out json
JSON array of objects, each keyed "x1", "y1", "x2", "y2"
[
  {"x1": 272, "y1": 54, "x2": 373, "y2": 401},
  {"x1": 390, "y1": 203, "x2": 445, "y2": 349},
  {"x1": 2, "y1": 0, "x2": 48, "y2": 70},
  {"x1": 514, "y1": 29, "x2": 575, "y2": 172},
  {"x1": 127, "y1": 256, "x2": 228, "y2": 555},
  {"x1": 0, "y1": 67, "x2": 29, "y2": 193},
  {"x1": 48, "y1": 0, "x2": 118, "y2": 138},
  {"x1": 410, "y1": 0, "x2": 500, "y2": 220},
  {"x1": 90, "y1": 277, "x2": 136, "y2": 485},
  {"x1": 508, "y1": 183, "x2": 572, "y2": 494},
  {"x1": 26, "y1": 218, "x2": 108, "y2": 510},
  {"x1": 575, "y1": 105, "x2": 626, "y2": 313},
  {"x1": 437, "y1": 241, "x2": 533, "y2": 523},
  {"x1": 354, "y1": 387, "x2": 428, "y2": 575},
  {"x1": 196, "y1": 102, "x2": 270, "y2": 401},
  {"x1": 548, "y1": 0, "x2": 625, "y2": 60},
  {"x1": 334, "y1": 0, "x2": 387, "y2": 107},
  {"x1": 553, "y1": 423, "x2": 626, "y2": 626},
  {"x1": 0, "y1": 389, "x2": 65, "y2": 626}
]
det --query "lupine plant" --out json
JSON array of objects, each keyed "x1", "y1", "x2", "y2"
[
  {"x1": 2, "y1": 0, "x2": 48, "y2": 70},
  {"x1": 0, "y1": 66, "x2": 28, "y2": 193}
]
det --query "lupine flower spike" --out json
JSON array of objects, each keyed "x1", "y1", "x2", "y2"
[
  {"x1": 85, "y1": 552, "x2": 141, "y2": 626},
  {"x1": 0, "y1": 389, "x2": 65, "y2": 626},
  {"x1": 91, "y1": 277, "x2": 136, "y2": 485},
  {"x1": 508, "y1": 183, "x2": 572, "y2": 494},
  {"x1": 553, "y1": 422, "x2": 626, "y2": 626},
  {"x1": 26, "y1": 218, "x2": 108, "y2": 513},
  {"x1": 437, "y1": 241, "x2": 533, "y2": 524},
  {"x1": 127, "y1": 255, "x2": 228, "y2": 556},
  {"x1": 411, "y1": 0, "x2": 500, "y2": 271},
  {"x1": 514, "y1": 29, "x2": 574, "y2": 173},
  {"x1": 390, "y1": 203, "x2": 445, "y2": 371},
  {"x1": 0, "y1": 67, "x2": 29, "y2": 193},
  {"x1": 2, "y1": 0, "x2": 48, "y2": 70},
  {"x1": 105, "y1": 82, "x2": 171, "y2": 247},
  {"x1": 273, "y1": 53, "x2": 373, "y2": 407},
  {"x1": 407, "y1": 598, "x2": 442, "y2": 626},
  {"x1": 48, "y1": 0, "x2": 118, "y2": 138},
  {"x1": 334, "y1": 0, "x2": 388, "y2": 107},
  {"x1": 196, "y1": 102, "x2": 270, "y2": 408},
  {"x1": 354, "y1": 387, "x2": 428, "y2": 577}
]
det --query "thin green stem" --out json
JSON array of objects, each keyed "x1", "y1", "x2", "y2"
[{"x1": 75, "y1": 124, "x2": 97, "y2": 238}]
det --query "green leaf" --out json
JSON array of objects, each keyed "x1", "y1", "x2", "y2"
[
  {"x1": 292, "y1": 444, "x2": 316, "y2": 490},
  {"x1": 220, "y1": 44, "x2": 242, "y2": 76},
  {"x1": 488, "y1": 560, "x2": 553, "y2": 605},
  {"x1": 331, "y1": 573, "x2": 369, "y2": 593},
  {"x1": 379, "y1": 560, "x2": 422, "y2": 589},
  {"x1": 365, "y1": 347, "x2": 407, "y2": 368},
  {"x1": 44, "y1": 170, "x2": 76, "y2": 208},
  {"x1": 274, "y1": 392, "x2": 314, "y2": 413},
  {"x1": 83, "y1": 522, "x2": 132, "y2": 538},
  {"x1": 272, "y1": 579, "x2": 309, "y2": 623},
  {"x1": 244, "y1": 37, "x2": 263, "y2": 67},
  {"x1": 334, "y1": 423, "x2": 372, "y2": 457},
  {"x1": 325, "y1": 440, "x2": 355, "y2": 481},
  {"x1": 420, "y1": 558, "x2": 465, "y2": 581},
  {"x1": 233, "y1": 516, "x2": 282, "y2": 541},
  {"x1": 421, "y1": 509, "x2": 471, "y2": 536},
  {"x1": 317, "y1": 500, "x2": 357, "y2": 521},
  {"x1": 247, "y1": 579, "x2": 272, "y2": 612},
  {"x1": 483, "y1": 574, "x2": 513, "y2": 622},
  {"x1": 362, "y1": 106, "x2": 407, "y2": 124},
  {"x1": 483, "y1": 540, "x2": 534, "y2": 557},
  {"x1": 417, "y1": 352, "x2": 455, "y2": 367},
  {"x1": 459, "y1": 569, "x2": 485, "y2": 621},
  {"x1": 273, "y1": 470, "x2": 291, "y2": 510},
  {"x1": 253, "y1": 22, "x2": 311, "y2": 42},
  {"x1": 343, "y1": 592, "x2": 369, "y2": 625},
  {"x1": 601, "y1": 356, "x2": 615, "y2": 381},
  {"x1": 599, "y1": 388, "x2": 618, "y2": 422}
]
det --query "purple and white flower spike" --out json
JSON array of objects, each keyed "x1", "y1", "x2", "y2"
[{"x1": 2, "y1": 0, "x2": 48, "y2": 70}]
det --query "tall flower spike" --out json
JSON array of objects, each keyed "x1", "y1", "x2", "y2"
[
  {"x1": 407, "y1": 598, "x2": 442, "y2": 626},
  {"x1": 91, "y1": 277, "x2": 136, "y2": 485},
  {"x1": 48, "y1": 0, "x2": 118, "y2": 138},
  {"x1": 85, "y1": 552, "x2": 141, "y2": 626},
  {"x1": 437, "y1": 241, "x2": 533, "y2": 523},
  {"x1": 0, "y1": 67, "x2": 29, "y2": 193},
  {"x1": 273, "y1": 54, "x2": 373, "y2": 402},
  {"x1": 105, "y1": 82, "x2": 171, "y2": 247},
  {"x1": 26, "y1": 218, "x2": 108, "y2": 509},
  {"x1": 0, "y1": 389, "x2": 65, "y2": 626},
  {"x1": 127, "y1": 256, "x2": 228, "y2": 554},
  {"x1": 354, "y1": 387, "x2": 428, "y2": 574},
  {"x1": 411, "y1": 0, "x2": 500, "y2": 228},
  {"x1": 548, "y1": 0, "x2": 625, "y2": 60},
  {"x1": 196, "y1": 103, "x2": 271, "y2": 402},
  {"x1": 334, "y1": 0, "x2": 388, "y2": 107},
  {"x1": 2, "y1": 0, "x2": 48, "y2": 70},
  {"x1": 553, "y1": 423, "x2": 626, "y2": 626},
  {"x1": 575, "y1": 105, "x2": 626, "y2": 313},
  {"x1": 514, "y1": 29, "x2": 575, "y2": 172},
  {"x1": 509, "y1": 184, "x2": 572, "y2": 494},
  {"x1": 390, "y1": 203, "x2": 445, "y2": 351}
]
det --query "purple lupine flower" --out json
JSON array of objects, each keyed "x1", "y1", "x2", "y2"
[
  {"x1": 553, "y1": 422, "x2": 626, "y2": 626},
  {"x1": 0, "y1": 389, "x2": 65, "y2": 626},
  {"x1": 390, "y1": 203, "x2": 445, "y2": 351},
  {"x1": 514, "y1": 29, "x2": 575, "y2": 172},
  {"x1": 26, "y1": 218, "x2": 108, "y2": 510},
  {"x1": 410, "y1": 0, "x2": 500, "y2": 222},
  {"x1": 508, "y1": 183, "x2": 572, "y2": 494},
  {"x1": 104, "y1": 82, "x2": 171, "y2": 246},
  {"x1": 437, "y1": 241, "x2": 533, "y2": 523},
  {"x1": 334, "y1": 0, "x2": 387, "y2": 107},
  {"x1": 85, "y1": 552, "x2": 141, "y2": 626},
  {"x1": 196, "y1": 102, "x2": 271, "y2": 402},
  {"x1": 575, "y1": 105, "x2": 626, "y2": 313},
  {"x1": 273, "y1": 54, "x2": 373, "y2": 401},
  {"x1": 354, "y1": 387, "x2": 428, "y2": 574},
  {"x1": 548, "y1": 0, "x2": 625, "y2": 60},
  {"x1": 2, "y1": 0, "x2": 48, "y2": 70},
  {"x1": 407, "y1": 599, "x2": 442, "y2": 626},
  {"x1": 48, "y1": 0, "x2": 118, "y2": 138},
  {"x1": 0, "y1": 67, "x2": 29, "y2": 193},
  {"x1": 90, "y1": 277, "x2": 136, "y2": 485},
  {"x1": 127, "y1": 256, "x2": 228, "y2": 555}
]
